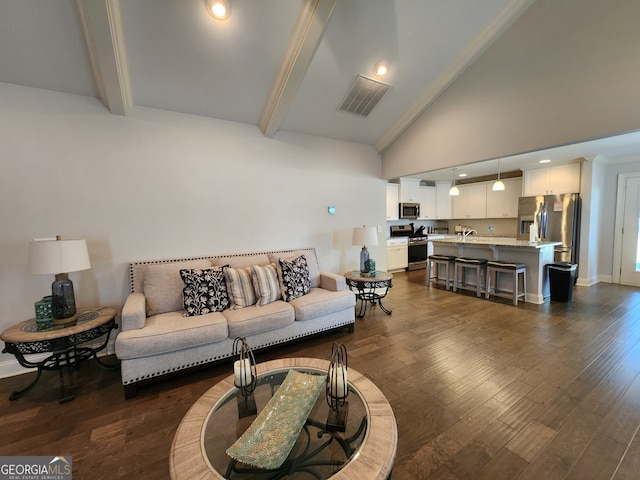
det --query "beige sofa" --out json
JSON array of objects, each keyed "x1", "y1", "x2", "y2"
[{"x1": 114, "y1": 248, "x2": 356, "y2": 398}]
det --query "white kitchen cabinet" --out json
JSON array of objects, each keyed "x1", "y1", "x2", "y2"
[
  {"x1": 523, "y1": 163, "x2": 581, "y2": 196},
  {"x1": 387, "y1": 241, "x2": 408, "y2": 271},
  {"x1": 452, "y1": 183, "x2": 486, "y2": 219},
  {"x1": 386, "y1": 183, "x2": 399, "y2": 221},
  {"x1": 486, "y1": 178, "x2": 522, "y2": 218},
  {"x1": 418, "y1": 185, "x2": 437, "y2": 219},
  {"x1": 398, "y1": 178, "x2": 421, "y2": 203},
  {"x1": 436, "y1": 181, "x2": 452, "y2": 219}
]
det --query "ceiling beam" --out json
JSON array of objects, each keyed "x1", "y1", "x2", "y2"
[
  {"x1": 376, "y1": 0, "x2": 535, "y2": 153},
  {"x1": 76, "y1": 0, "x2": 132, "y2": 115},
  {"x1": 258, "y1": 0, "x2": 338, "y2": 138}
]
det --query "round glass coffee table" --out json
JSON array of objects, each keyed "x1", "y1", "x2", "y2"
[{"x1": 170, "y1": 358, "x2": 396, "y2": 479}]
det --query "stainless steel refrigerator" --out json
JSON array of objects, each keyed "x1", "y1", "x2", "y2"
[{"x1": 517, "y1": 193, "x2": 580, "y2": 264}]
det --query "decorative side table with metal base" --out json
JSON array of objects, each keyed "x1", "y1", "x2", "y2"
[
  {"x1": 0, "y1": 307, "x2": 118, "y2": 403},
  {"x1": 344, "y1": 271, "x2": 393, "y2": 318}
]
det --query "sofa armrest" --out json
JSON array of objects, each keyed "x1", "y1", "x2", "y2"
[
  {"x1": 121, "y1": 292, "x2": 147, "y2": 331},
  {"x1": 319, "y1": 272, "x2": 347, "y2": 292}
]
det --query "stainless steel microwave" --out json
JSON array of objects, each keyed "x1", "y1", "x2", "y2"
[{"x1": 399, "y1": 202, "x2": 420, "y2": 219}]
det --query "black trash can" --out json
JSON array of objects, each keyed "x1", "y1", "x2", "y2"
[{"x1": 548, "y1": 263, "x2": 578, "y2": 301}]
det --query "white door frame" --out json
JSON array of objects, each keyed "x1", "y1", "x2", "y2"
[{"x1": 612, "y1": 172, "x2": 640, "y2": 283}]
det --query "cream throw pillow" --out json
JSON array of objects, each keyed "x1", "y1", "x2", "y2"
[
  {"x1": 224, "y1": 266, "x2": 257, "y2": 309},
  {"x1": 251, "y1": 263, "x2": 281, "y2": 306},
  {"x1": 144, "y1": 260, "x2": 211, "y2": 316}
]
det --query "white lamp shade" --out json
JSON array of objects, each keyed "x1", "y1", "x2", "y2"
[
  {"x1": 492, "y1": 180, "x2": 505, "y2": 191},
  {"x1": 352, "y1": 227, "x2": 378, "y2": 247},
  {"x1": 28, "y1": 239, "x2": 91, "y2": 274}
]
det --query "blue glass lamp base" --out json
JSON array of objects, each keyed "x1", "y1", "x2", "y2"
[
  {"x1": 359, "y1": 247, "x2": 369, "y2": 273},
  {"x1": 51, "y1": 274, "x2": 77, "y2": 319}
]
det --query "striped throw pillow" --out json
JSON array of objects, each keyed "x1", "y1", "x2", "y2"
[
  {"x1": 251, "y1": 263, "x2": 281, "y2": 306},
  {"x1": 224, "y1": 266, "x2": 257, "y2": 309}
]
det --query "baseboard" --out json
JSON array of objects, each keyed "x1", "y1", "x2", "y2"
[
  {"x1": 524, "y1": 292, "x2": 545, "y2": 305},
  {"x1": 0, "y1": 339, "x2": 116, "y2": 379},
  {"x1": 576, "y1": 275, "x2": 611, "y2": 287}
]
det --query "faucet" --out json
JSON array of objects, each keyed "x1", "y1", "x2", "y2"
[{"x1": 463, "y1": 228, "x2": 478, "y2": 240}]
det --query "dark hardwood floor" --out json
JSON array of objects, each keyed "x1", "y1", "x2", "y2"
[{"x1": 2, "y1": 271, "x2": 640, "y2": 479}]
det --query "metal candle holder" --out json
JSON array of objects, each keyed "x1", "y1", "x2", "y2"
[
  {"x1": 326, "y1": 343, "x2": 349, "y2": 432},
  {"x1": 232, "y1": 337, "x2": 257, "y2": 418}
]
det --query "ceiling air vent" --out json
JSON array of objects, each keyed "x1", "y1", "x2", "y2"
[{"x1": 337, "y1": 75, "x2": 390, "y2": 117}]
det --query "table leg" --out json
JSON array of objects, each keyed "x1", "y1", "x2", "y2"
[
  {"x1": 8, "y1": 365, "x2": 44, "y2": 401},
  {"x1": 377, "y1": 297, "x2": 392, "y2": 315},
  {"x1": 356, "y1": 294, "x2": 368, "y2": 318},
  {"x1": 57, "y1": 349, "x2": 75, "y2": 404},
  {"x1": 91, "y1": 330, "x2": 119, "y2": 370}
]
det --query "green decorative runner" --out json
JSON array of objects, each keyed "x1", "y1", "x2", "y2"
[{"x1": 226, "y1": 369, "x2": 326, "y2": 470}]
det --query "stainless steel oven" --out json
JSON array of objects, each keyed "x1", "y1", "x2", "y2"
[
  {"x1": 390, "y1": 225, "x2": 428, "y2": 270},
  {"x1": 407, "y1": 237, "x2": 428, "y2": 270}
]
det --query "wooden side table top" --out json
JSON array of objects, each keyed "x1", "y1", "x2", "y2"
[
  {"x1": 344, "y1": 271, "x2": 393, "y2": 283},
  {"x1": 170, "y1": 357, "x2": 397, "y2": 480},
  {"x1": 0, "y1": 307, "x2": 117, "y2": 344}
]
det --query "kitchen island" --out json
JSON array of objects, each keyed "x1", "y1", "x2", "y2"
[{"x1": 430, "y1": 237, "x2": 561, "y2": 304}]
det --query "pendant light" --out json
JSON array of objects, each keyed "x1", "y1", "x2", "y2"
[
  {"x1": 492, "y1": 158, "x2": 505, "y2": 191},
  {"x1": 449, "y1": 168, "x2": 459, "y2": 196}
]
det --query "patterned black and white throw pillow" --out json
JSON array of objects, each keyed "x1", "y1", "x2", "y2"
[
  {"x1": 180, "y1": 268, "x2": 229, "y2": 316},
  {"x1": 278, "y1": 255, "x2": 311, "y2": 302}
]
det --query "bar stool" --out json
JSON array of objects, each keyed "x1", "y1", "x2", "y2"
[
  {"x1": 453, "y1": 257, "x2": 488, "y2": 297},
  {"x1": 427, "y1": 254, "x2": 456, "y2": 290},
  {"x1": 485, "y1": 260, "x2": 527, "y2": 305}
]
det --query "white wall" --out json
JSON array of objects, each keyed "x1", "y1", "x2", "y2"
[
  {"x1": 0, "y1": 83, "x2": 386, "y2": 376},
  {"x1": 381, "y1": 0, "x2": 640, "y2": 180},
  {"x1": 600, "y1": 156, "x2": 640, "y2": 280},
  {"x1": 576, "y1": 157, "x2": 604, "y2": 286}
]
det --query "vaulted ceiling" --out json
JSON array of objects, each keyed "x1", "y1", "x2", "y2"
[
  {"x1": 1, "y1": 0, "x2": 532, "y2": 152},
  {"x1": 3, "y1": 0, "x2": 640, "y2": 182}
]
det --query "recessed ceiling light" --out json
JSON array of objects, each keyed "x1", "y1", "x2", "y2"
[
  {"x1": 373, "y1": 61, "x2": 389, "y2": 77},
  {"x1": 205, "y1": 0, "x2": 231, "y2": 20},
  {"x1": 539, "y1": 159, "x2": 551, "y2": 164},
  {"x1": 458, "y1": 173, "x2": 467, "y2": 177}
]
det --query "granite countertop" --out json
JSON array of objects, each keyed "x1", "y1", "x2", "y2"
[{"x1": 429, "y1": 236, "x2": 561, "y2": 248}]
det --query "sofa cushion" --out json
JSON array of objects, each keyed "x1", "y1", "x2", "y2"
[
  {"x1": 115, "y1": 311, "x2": 229, "y2": 359},
  {"x1": 289, "y1": 288, "x2": 356, "y2": 321},
  {"x1": 223, "y1": 301, "x2": 295, "y2": 338},
  {"x1": 212, "y1": 254, "x2": 270, "y2": 269},
  {"x1": 269, "y1": 250, "x2": 320, "y2": 288},
  {"x1": 277, "y1": 255, "x2": 311, "y2": 302},
  {"x1": 144, "y1": 259, "x2": 211, "y2": 316},
  {"x1": 180, "y1": 268, "x2": 229, "y2": 316},
  {"x1": 224, "y1": 266, "x2": 256, "y2": 309},
  {"x1": 251, "y1": 263, "x2": 281, "y2": 306}
]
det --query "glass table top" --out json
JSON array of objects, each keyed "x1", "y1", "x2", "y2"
[
  {"x1": 202, "y1": 367, "x2": 368, "y2": 479},
  {"x1": 22, "y1": 310, "x2": 102, "y2": 334}
]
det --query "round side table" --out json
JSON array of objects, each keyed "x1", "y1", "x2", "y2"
[
  {"x1": 0, "y1": 307, "x2": 118, "y2": 403},
  {"x1": 344, "y1": 271, "x2": 393, "y2": 318}
]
